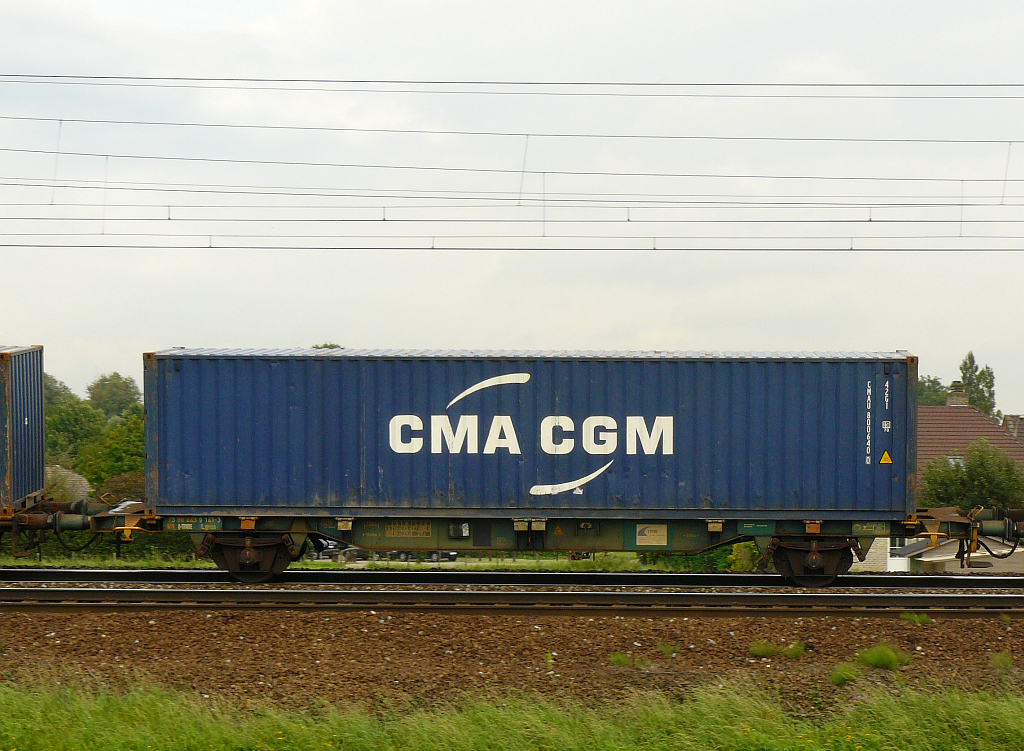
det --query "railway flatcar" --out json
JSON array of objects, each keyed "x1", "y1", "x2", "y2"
[
  {"x1": 8, "y1": 347, "x2": 1019, "y2": 583},
  {"x1": 105, "y1": 347, "x2": 1013, "y2": 584}
]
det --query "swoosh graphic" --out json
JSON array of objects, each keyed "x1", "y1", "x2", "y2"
[
  {"x1": 529, "y1": 460, "x2": 614, "y2": 496},
  {"x1": 446, "y1": 372, "x2": 531, "y2": 409}
]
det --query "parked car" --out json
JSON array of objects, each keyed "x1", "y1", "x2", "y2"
[
  {"x1": 389, "y1": 550, "x2": 458, "y2": 562},
  {"x1": 311, "y1": 540, "x2": 340, "y2": 560},
  {"x1": 336, "y1": 545, "x2": 376, "y2": 562}
]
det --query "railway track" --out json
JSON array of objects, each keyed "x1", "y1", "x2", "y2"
[
  {"x1": 4, "y1": 567, "x2": 1024, "y2": 588},
  {"x1": 2, "y1": 585, "x2": 1023, "y2": 616}
]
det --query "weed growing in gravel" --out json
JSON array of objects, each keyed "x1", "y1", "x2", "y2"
[
  {"x1": 749, "y1": 640, "x2": 804, "y2": 659},
  {"x1": 991, "y1": 650, "x2": 1014, "y2": 675},
  {"x1": 544, "y1": 652, "x2": 555, "y2": 669},
  {"x1": 831, "y1": 662, "x2": 860, "y2": 686},
  {"x1": 900, "y1": 612, "x2": 932, "y2": 625},
  {"x1": 608, "y1": 653, "x2": 650, "y2": 669},
  {"x1": 1001, "y1": 614, "x2": 1013, "y2": 625},
  {"x1": 857, "y1": 643, "x2": 913, "y2": 670},
  {"x1": 657, "y1": 643, "x2": 683, "y2": 658},
  {"x1": 781, "y1": 641, "x2": 805, "y2": 660},
  {"x1": 749, "y1": 640, "x2": 778, "y2": 658}
]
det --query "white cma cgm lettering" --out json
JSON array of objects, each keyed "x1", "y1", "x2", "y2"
[
  {"x1": 389, "y1": 414, "x2": 673, "y2": 455},
  {"x1": 389, "y1": 414, "x2": 521, "y2": 454}
]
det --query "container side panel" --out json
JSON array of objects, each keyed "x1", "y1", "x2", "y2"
[
  {"x1": 2, "y1": 348, "x2": 45, "y2": 505},
  {"x1": 148, "y1": 353, "x2": 913, "y2": 518},
  {"x1": 0, "y1": 359, "x2": 8, "y2": 506}
]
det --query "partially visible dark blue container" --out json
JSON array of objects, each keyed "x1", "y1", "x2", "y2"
[
  {"x1": 145, "y1": 349, "x2": 917, "y2": 521},
  {"x1": 0, "y1": 346, "x2": 45, "y2": 509}
]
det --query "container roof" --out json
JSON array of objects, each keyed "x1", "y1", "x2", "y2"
[
  {"x1": 0, "y1": 345, "x2": 41, "y2": 354},
  {"x1": 150, "y1": 347, "x2": 913, "y2": 361}
]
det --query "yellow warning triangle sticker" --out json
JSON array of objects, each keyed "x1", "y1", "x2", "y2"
[{"x1": 879, "y1": 450, "x2": 893, "y2": 465}]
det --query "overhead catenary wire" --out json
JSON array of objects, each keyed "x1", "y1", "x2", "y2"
[
  {"x1": 3, "y1": 77, "x2": 1022, "y2": 250},
  {"x1": 5, "y1": 236, "x2": 1024, "y2": 250},
  {"x1": 3, "y1": 146, "x2": 1022, "y2": 184},
  {"x1": 6, "y1": 74, "x2": 1024, "y2": 99},
  {"x1": 2, "y1": 114, "x2": 1020, "y2": 144},
  {"x1": 5, "y1": 175, "x2": 1022, "y2": 205}
]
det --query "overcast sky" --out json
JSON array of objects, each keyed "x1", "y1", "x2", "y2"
[{"x1": 1, "y1": 2, "x2": 1022, "y2": 413}]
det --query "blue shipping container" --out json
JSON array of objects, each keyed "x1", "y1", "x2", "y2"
[
  {"x1": 0, "y1": 345, "x2": 45, "y2": 509},
  {"x1": 146, "y1": 349, "x2": 917, "y2": 521}
]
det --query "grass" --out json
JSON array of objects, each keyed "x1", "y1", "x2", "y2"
[
  {"x1": 857, "y1": 642, "x2": 914, "y2": 670},
  {"x1": 3, "y1": 682, "x2": 1024, "y2": 750},
  {"x1": 357, "y1": 551, "x2": 653, "y2": 572},
  {"x1": 899, "y1": 611, "x2": 933, "y2": 625},
  {"x1": 830, "y1": 662, "x2": 860, "y2": 686},
  {"x1": 749, "y1": 640, "x2": 805, "y2": 660},
  {"x1": 991, "y1": 650, "x2": 1014, "y2": 674},
  {"x1": 3, "y1": 549, "x2": 666, "y2": 573},
  {"x1": 0, "y1": 551, "x2": 216, "y2": 569},
  {"x1": 608, "y1": 652, "x2": 651, "y2": 669},
  {"x1": 657, "y1": 642, "x2": 683, "y2": 658}
]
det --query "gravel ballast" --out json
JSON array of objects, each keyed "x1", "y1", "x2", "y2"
[{"x1": 1, "y1": 609, "x2": 1019, "y2": 711}]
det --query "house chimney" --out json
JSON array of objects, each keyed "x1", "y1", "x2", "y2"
[
  {"x1": 946, "y1": 380, "x2": 970, "y2": 406},
  {"x1": 1004, "y1": 414, "x2": 1022, "y2": 438}
]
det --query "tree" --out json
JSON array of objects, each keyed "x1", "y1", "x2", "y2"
[
  {"x1": 45, "y1": 396, "x2": 107, "y2": 465},
  {"x1": 959, "y1": 351, "x2": 999, "y2": 418},
  {"x1": 87, "y1": 373, "x2": 141, "y2": 418},
  {"x1": 918, "y1": 375, "x2": 948, "y2": 406},
  {"x1": 918, "y1": 438, "x2": 1024, "y2": 510},
  {"x1": 311, "y1": 342, "x2": 343, "y2": 349},
  {"x1": 76, "y1": 404, "x2": 145, "y2": 486},
  {"x1": 43, "y1": 373, "x2": 75, "y2": 410}
]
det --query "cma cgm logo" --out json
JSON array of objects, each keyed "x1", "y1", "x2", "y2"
[{"x1": 387, "y1": 372, "x2": 672, "y2": 496}]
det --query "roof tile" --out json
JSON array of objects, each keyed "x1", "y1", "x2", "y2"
[{"x1": 917, "y1": 405, "x2": 1024, "y2": 476}]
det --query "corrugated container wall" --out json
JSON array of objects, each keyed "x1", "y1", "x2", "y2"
[
  {"x1": 0, "y1": 346, "x2": 45, "y2": 508},
  {"x1": 145, "y1": 350, "x2": 917, "y2": 520}
]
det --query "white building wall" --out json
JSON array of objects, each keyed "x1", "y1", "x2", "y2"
[{"x1": 850, "y1": 538, "x2": 891, "y2": 572}]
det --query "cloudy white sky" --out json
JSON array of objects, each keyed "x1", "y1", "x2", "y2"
[{"x1": 1, "y1": 2, "x2": 1022, "y2": 412}]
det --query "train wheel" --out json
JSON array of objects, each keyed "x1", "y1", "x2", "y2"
[
  {"x1": 772, "y1": 543, "x2": 853, "y2": 588},
  {"x1": 210, "y1": 537, "x2": 294, "y2": 583}
]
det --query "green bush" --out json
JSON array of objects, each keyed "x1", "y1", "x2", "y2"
[
  {"x1": 919, "y1": 438, "x2": 1024, "y2": 509},
  {"x1": 639, "y1": 546, "x2": 732, "y2": 572},
  {"x1": 726, "y1": 542, "x2": 763, "y2": 572}
]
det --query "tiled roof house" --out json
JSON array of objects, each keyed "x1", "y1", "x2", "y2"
[
  {"x1": 888, "y1": 382, "x2": 1024, "y2": 573},
  {"x1": 916, "y1": 384, "x2": 1024, "y2": 478}
]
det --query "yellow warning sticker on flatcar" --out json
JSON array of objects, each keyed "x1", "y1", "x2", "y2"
[{"x1": 879, "y1": 450, "x2": 893, "y2": 464}]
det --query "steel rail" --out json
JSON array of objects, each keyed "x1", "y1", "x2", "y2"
[
  {"x1": 2, "y1": 567, "x2": 1023, "y2": 589},
  {"x1": 1, "y1": 587, "x2": 1023, "y2": 615}
]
